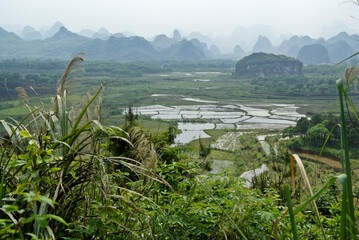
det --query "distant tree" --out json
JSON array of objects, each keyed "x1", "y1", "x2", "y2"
[
  {"x1": 283, "y1": 126, "x2": 296, "y2": 138},
  {"x1": 124, "y1": 105, "x2": 138, "y2": 130},
  {"x1": 288, "y1": 137, "x2": 303, "y2": 150},
  {"x1": 295, "y1": 117, "x2": 310, "y2": 134},
  {"x1": 310, "y1": 113, "x2": 323, "y2": 127},
  {"x1": 306, "y1": 123, "x2": 329, "y2": 147}
]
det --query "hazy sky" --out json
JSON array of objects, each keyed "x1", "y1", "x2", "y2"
[{"x1": 1, "y1": 0, "x2": 358, "y2": 38}]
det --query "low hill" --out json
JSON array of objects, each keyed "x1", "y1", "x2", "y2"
[
  {"x1": 297, "y1": 44, "x2": 330, "y2": 65},
  {"x1": 235, "y1": 52, "x2": 303, "y2": 78}
]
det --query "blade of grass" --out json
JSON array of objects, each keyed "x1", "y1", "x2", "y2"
[
  {"x1": 343, "y1": 89, "x2": 359, "y2": 123},
  {"x1": 291, "y1": 154, "x2": 326, "y2": 239},
  {"x1": 294, "y1": 174, "x2": 346, "y2": 215},
  {"x1": 336, "y1": 51, "x2": 359, "y2": 65},
  {"x1": 70, "y1": 85, "x2": 103, "y2": 134},
  {"x1": 317, "y1": 124, "x2": 337, "y2": 162},
  {"x1": 337, "y1": 79, "x2": 356, "y2": 237},
  {"x1": 284, "y1": 185, "x2": 298, "y2": 240},
  {"x1": 339, "y1": 174, "x2": 348, "y2": 240}
]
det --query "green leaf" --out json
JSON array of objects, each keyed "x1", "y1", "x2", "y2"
[
  {"x1": 2, "y1": 205, "x2": 18, "y2": 213},
  {"x1": 43, "y1": 155, "x2": 53, "y2": 163},
  {"x1": 37, "y1": 195, "x2": 55, "y2": 208},
  {"x1": 70, "y1": 170, "x2": 78, "y2": 180},
  {"x1": 25, "y1": 233, "x2": 39, "y2": 240},
  {"x1": 12, "y1": 160, "x2": 27, "y2": 167},
  {"x1": 42, "y1": 214, "x2": 68, "y2": 226},
  {"x1": 21, "y1": 215, "x2": 37, "y2": 224},
  {"x1": 35, "y1": 216, "x2": 48, "y2": 227},
  {"x1": 19, "y1": 130, "x2": 30, "y2": 138},
  {"x1": 36, "y1": 155, "x2": 43, "y2": 164},
  {"x1": 0, "y1": 219, "x2": 12, "y2": 224},
  {"x1": 18, "y1": 154, "x2": 29, "y2": 160},
  {"x1": 50, "y1": 167, "x2": 61, "y2": 173},
  {"x1": 42, "y1": 176, "x2": 51, "y2": 184}
]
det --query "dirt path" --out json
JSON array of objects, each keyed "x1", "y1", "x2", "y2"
[{"x1": 295, "y1": 152, "x2": 342, "y2": 170}]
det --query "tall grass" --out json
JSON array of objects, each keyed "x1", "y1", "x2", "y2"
[
  {"x1": 0, "y1": 56, "x2": 169, "y2": 239},
  {"x1": 282, "y1": 78, "x2": 358, "y2": 239}
]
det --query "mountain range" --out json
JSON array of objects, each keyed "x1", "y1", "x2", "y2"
[{"x1": 0, "y1": 22, "x2": 359, "y2": 64}]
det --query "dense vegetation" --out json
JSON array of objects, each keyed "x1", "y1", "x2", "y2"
[
  {"x1": 285, "y1": 112, "x2": 359, "y2": 158},
  {"x1": 0, "y1": 56, "x2": 359, "y2": 239}
]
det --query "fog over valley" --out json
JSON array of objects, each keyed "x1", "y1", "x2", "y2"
[{"x1": 2, "y1": 1, "x2": 359, "y2": 239}]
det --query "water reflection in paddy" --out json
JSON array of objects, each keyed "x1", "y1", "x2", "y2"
[
  {"x1": 124, "y1": 97, "x2": 306, "y2": 145},
  {"x1": 174, "y1": 123, "x2": 215, "y2": 145}
]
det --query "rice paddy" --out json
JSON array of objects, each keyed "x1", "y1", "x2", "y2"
[{"x1": 124, "y1": 96, "x2": 303, "y2": 145}]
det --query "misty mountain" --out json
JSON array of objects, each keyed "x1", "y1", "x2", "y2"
[
  {"x1": 190, "y1": 38, "x2": 210, "y2": 57},
  {"x1": 0, "y1": 27, "x2": 27, "y2": 55},
  {"x1": 78, "y1": 29, "x2": 96, "y2": 38},
  {"x1": 326, "y1": 32, "x2": 350, "y2": 44},
  {"x1": 278, "y1": 35, "x2": 315, "y2": 57},
  {"x1": 41, "y1": 21, "x2": 63, "y2": 39},
  {"x1": 222, "y1": 25, "x2": 276, "y2": 53},
  {"x1": 112, "y1": 33, "x2": 126, "y2": 38},
  {"x1": 210, "y1": 44, "x2": 220, "y2": 57},
  {"x1": 321, "y1": 20, "x2": 351, "y2": 40},
  {"x1": 93, "y1": 32, "x2": 110, "y2": 40},
  {"x1": 75, "y1": 36, "x2": 159, "y2": 61},
  {"x1": 186, "y1": 31, "x2": 213, "y2": 47},
  {"x1": 297, "y1": 44, "x2": 330, "y2": 65},
  {"x1": 40, "y1": 27, "x2": 91, "y2": 58},
  {"x1": 1, "y1": 23, "x2": 358, "y2": 64},
  {"x1": 20, "y1": 26, "x2": 42, "y2": 40},
  {"x1": 2, "y1": 24, "x2": 22, "y2": 36},
  {"x1": 162, "y1": 39, "x2": 206, "y2": 61},
  {"x1": 0, "y1": 26, "x2": 210, "y2": 62},
  {"x1": 326, "y1": 32, "x2": 359, "y2": 54},
  {"x1": 325, "y1": 40, "x2": 355, "y2": 63},
  {"x1": 152, "y1": 34, "x2": 178, "y2": 50},
  {"x1": 233, "y1": 45, "x2": 246, "y2": 60},
  {"x1": 93, "y1": 28, "x2": 111, "y2": 40},
  {"x1": 252, "y1": 35, "x2": 274, "y2": 53},
  {"x1": 172, "y1": 29, "x2": 182, "y2": 41}
]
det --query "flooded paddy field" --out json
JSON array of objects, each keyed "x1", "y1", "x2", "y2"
[
  {"x1": 122, "y1": 95, "x2": 307, "y2": 178},
  {"x1": 124, "y1": 95, "x2": 303, "y2": 145}
]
